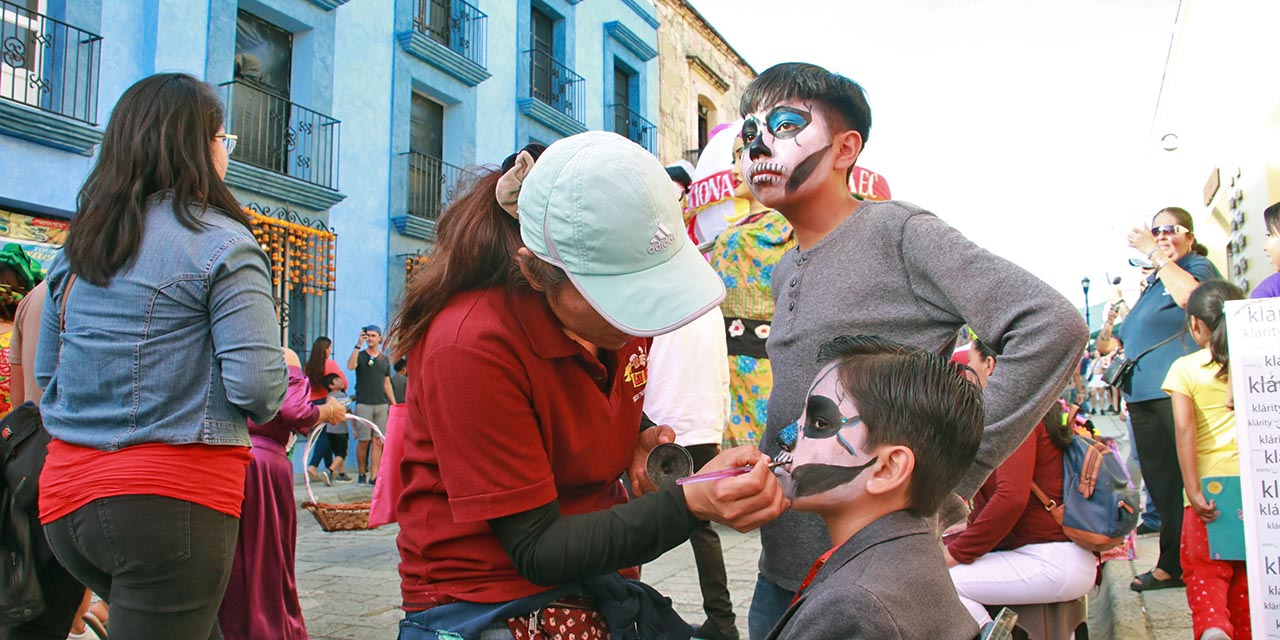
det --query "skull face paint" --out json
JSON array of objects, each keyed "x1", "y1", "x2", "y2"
[
  {"x1": 741, "y1": 101, "x2": 834, "y2": 205},
  {"x1": 783, "y1": 362, "x2": 878, "y2": 509}
]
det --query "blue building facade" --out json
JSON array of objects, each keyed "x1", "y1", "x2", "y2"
[{"x1": 0, "y1": 0, "x2": 660, "y2": 359}]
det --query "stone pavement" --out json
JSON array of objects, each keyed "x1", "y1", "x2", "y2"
[{"x1": 292, "y1": 412, "x2": 1197, "y2": 639}]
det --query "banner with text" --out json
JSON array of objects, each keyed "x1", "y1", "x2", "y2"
[{"x1": 1227, "y1": 297, "x2": 1280, "y2": 637}]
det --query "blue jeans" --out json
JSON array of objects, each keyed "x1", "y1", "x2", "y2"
[{"x1": 747, "y1": 574, "x2": 794, "y2": 640}]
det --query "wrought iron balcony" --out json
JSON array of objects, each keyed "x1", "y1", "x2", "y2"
[
  {"x1": 522, "y1": 49, "x2": 584, "y2": 125},
  {"x1": 610, "y1": 104, "x2": 655, "y2": 153},
  {"x1": 406, "y1": 151, "x2": 467, "y2": 221},
  {"x1": 410, "y1": 0, "x2": 487, "y2": 69},
  {"x1": 0, "y1": 0, "x2": 102, "y2": 124},
  {"x1": 220, "y1": 80, "x2": 341, "y2": 190}
]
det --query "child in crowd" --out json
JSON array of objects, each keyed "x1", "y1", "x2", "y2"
[
  {"x1": 766, "y1": 335, "x2": 984, "y2": 640},
  {"x1": 323, "y1": 373, "x2": 354, "y2": 483},
  {"x1": 1253, "y1": 201, "x2": 1280, "y2": 299},
  {"x1": 1165, "y1": 280, "x2": 1249, "y2": 640}
]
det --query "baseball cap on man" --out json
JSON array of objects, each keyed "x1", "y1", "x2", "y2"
[
  {"x1": 518, "y1": 131, "x2": 726, "y2": 337},
  {"x1": 362, "y1": 324, "x2": 382, "y2": 335}
]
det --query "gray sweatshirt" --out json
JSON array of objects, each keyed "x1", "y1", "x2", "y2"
[{"x1": 759, "y1": 200, "x2": 1088, "y2": 590}]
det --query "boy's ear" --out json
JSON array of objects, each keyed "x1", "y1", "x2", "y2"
[
  {"x1": 831, "y1": 130, "x2": 863, "y2": 174},
  {"x1": 863, "y1": 445, "x2": 914, "y2": 498}
]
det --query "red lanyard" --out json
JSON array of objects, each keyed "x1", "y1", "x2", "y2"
[{"x1": 790, "y1": 546, "x2": 839, "y2": 606}]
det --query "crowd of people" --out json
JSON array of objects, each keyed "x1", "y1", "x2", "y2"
[{"x1": 1, "y1": 59, "x2": 1275, "y2": 640}]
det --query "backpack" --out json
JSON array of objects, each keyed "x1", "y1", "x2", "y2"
[
  {"x1": 1032, "y1": 433, "x2": 1140, "y2": 553},
  {"x1": 0, "y1": 402, "x2": 52, "y2": 624}
]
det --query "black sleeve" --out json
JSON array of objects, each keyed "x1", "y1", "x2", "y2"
[{"x1": 488, "y1": 486, "x2": 703, "y2": 586}]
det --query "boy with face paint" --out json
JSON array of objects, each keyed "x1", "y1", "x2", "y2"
[
  {"x1": 739, "y1": 63, "x2": 1089, "y2": 638},
  {"x1": 762, "y1": 335, "x2": 983, "y2": 640}
]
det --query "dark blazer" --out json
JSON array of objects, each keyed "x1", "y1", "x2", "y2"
[{"x1": 766, "y1": 510, "x2": 978, "y2": 640}]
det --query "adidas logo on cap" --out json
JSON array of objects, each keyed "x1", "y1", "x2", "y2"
[{"x1": 648, "y1": 222, "x2": 675, "y2": 255}]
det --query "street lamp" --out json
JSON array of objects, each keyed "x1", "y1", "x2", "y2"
[{"x1": 1081, "y1": 277, "x2": 1092, "y2": 330}]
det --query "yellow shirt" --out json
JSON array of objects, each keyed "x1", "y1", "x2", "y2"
[{"x1": 1162, "y1": 348, "x2": 1239, "y2": 506}]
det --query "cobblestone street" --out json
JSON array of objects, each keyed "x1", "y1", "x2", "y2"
[{"x1": 296, "y1": 514, "x2": 760, "y2": 639}]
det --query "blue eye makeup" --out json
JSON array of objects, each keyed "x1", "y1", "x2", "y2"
[{"x1": 766, "y1": 107, "x2": 812, "y2": 139}]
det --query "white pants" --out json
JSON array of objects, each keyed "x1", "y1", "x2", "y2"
[{"x1": 949, "y1": 541, "x2": 1097, "y2": 625}]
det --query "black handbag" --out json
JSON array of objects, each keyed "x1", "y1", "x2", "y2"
[{"x1": 1101, "y1": 333, "x2": 1181, "y2": 391}]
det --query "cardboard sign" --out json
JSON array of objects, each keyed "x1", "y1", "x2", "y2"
[{"x1": 1226, "y1": 297, "x2": 1280, "y2": 636}]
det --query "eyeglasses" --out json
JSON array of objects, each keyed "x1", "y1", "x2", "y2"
[
  {"x1": 215, "y1": 133, "x2": 238, "y2": 155},
  {"x1": 1150, "y1": 224, "x2": 1190, "y2": 237}
]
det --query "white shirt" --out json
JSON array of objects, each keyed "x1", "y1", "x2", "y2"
[{"x1": 643, "y1": 307, "x2": 730, "y2": 446}]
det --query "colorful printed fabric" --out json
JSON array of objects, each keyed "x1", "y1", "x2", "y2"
[
  {"x1": 507, "y1": 599, "x2": 610, "y2": 640},
  {"x1": 710, "y1": 211, "x2": 795, "y2": 447},
  {"x1": 0, "y1": 330, "x2": 11, "y2": 417},
  {"x1": 725, "y1": 353, "x2": 773, "y2": 448}
]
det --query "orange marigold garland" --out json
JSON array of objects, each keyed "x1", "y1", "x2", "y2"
[{"x1": 245, "y1": 208, "x2": 337, "y2": 296}]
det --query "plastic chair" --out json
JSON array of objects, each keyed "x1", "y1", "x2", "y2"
[{"x1": 995, "y1": 596, "x2": 1089, "y2": 640}]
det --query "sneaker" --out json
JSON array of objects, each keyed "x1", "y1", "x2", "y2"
[
  {"x1": 308, "y1": 467, "x2": 331, "y2": 487},
  {"x1": 370, "y1": 477, "x2": 378, "y2": 487},
  {"x1": 334, "y1": 473, "x2": 354, "y2": 483},
  {"x1": 358, "y1": 474, "x2": 368, "y2": 485}
]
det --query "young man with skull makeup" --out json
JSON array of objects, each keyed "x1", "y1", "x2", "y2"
[
  {"x1": 740, "y1": 62, "x2": 1089, "y2": 638},
  {"x1": 764, "y1": 335, "x2": 983, "y2": 640}
]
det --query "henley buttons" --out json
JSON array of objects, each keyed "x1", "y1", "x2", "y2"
[
  {"x1": 789, "y1": 301, "x2": 795, "y2": 311},
  {"x1": 790, "y1": 277, "x2": 797, "y2": 287}
]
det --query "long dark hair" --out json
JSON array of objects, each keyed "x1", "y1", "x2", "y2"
[
  {"x1": 388, "y1": 169, "x2": 523, "y2": 359},
  {"x1": 305, "y1": 336, "x2": 332, "y2": 390},
  {"x1": 1186, "y1": 279, "x2": 1244, "y2": 380},
  {"x1": 66, "y1": 73, "x2": 249, "y2": 285}
]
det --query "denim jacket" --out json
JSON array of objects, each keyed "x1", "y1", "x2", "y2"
[{"x1": 34, "y1": 198, "x2": 287, "y2": 450}]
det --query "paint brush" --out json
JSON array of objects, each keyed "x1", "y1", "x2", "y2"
[{"x1": 674, "y1": 461, "x2": 787, "y2": 486}]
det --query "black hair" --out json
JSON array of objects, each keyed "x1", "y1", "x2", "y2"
[
  {"x1": 1186, "y1": 279, "x2": 1244, "y2": 380},
  {"x1": 815, "y1": 335, "x2": 984, "y2": 517},
  {"x1": 500, "y1": 143, "x2": 547, "y2": 172},
  {"x1": 394, "y1": 357, "x2": 407, "y2": 373},
  {"x1": 322, "y1": 372, "x2": 342, "y2": 389},
  {"x1": 740, "y1": 63, "x2": 872, "y2": 146},
  {"x1": 970, "y1": 339, "x2": 997, "y2": 364},
  {"x1": 665, "y1": 165, "x2": 693, "y2": 189},
  {"x1": 1264, "y1": 201, "x2": 1280, "y2": 235}
]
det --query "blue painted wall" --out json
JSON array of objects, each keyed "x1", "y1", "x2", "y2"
[{"x1": 0, "y1": 0, "x2": 660, "y2": 360}]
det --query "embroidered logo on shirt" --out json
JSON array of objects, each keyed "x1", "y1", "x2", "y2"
[
  {"x1": 623, "y1": 346, "x2": 648, "y2": 388},
  {"x1": 647, "y1": 223, "x2": 675, "y2": 254}
]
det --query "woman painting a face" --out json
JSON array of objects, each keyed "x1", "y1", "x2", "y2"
[{"x1": 387, "y1": 132, "x2": 788, "y2": 640}]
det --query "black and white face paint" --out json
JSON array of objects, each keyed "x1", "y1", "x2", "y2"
[
  {"x1": 741, "y1": 101, "x2": 834, "y2": 205},
  {"x1": 782, "y1": 362, "x2": 877, "y2": 509}
]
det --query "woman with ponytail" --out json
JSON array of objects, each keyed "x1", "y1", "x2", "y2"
[{"x1": 1163, "y1": 279, "x2": 1249, "y2": 640}]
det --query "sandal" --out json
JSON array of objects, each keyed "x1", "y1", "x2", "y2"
[{"x1": 1130, "y1": 570, "x2": 1184, "y2": 592}]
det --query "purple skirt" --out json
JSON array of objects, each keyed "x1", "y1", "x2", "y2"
[{"x1": 218, "y1": 434, "x2": 308, "y2": 640}]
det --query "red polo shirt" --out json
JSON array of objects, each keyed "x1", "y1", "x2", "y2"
[{"x1": 396, "y1": 287, "x2": 651, "y2": 608}]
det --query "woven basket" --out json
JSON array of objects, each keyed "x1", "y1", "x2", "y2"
[{"x1": 300, "y1": 414, "x2": 384, "y2": 532}]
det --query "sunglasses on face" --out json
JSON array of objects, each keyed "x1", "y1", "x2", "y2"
[
  {"x1": 1151, "y1": 224, "x2": 1190, "y2": 237},
  {"x1": 215, "y1": 133, "x2": 238, "y2": 155}
]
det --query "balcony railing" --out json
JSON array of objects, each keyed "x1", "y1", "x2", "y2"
[
  {"x1": 522, "y1": 48, "x2": 584, "y2": 125},
  {"x1": 610, "y1": 104, "x2": 655, "y2": 153},
  {"x1": 406, "y1": 151, "x2": 467, "y2": 221},
  {"x1": 0, "y1": 0, "x2": 102, "y2": 124},
  {"x1": 410, "y1": 0, "x2": 487, "y2": 69},
  {"x1": 221, "y1": 80, "x2": 341, "y2": 190}
]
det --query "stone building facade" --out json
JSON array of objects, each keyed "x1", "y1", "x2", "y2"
[{"x1": 652, "y1": 0, "x2": 756, "y2": 166}]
